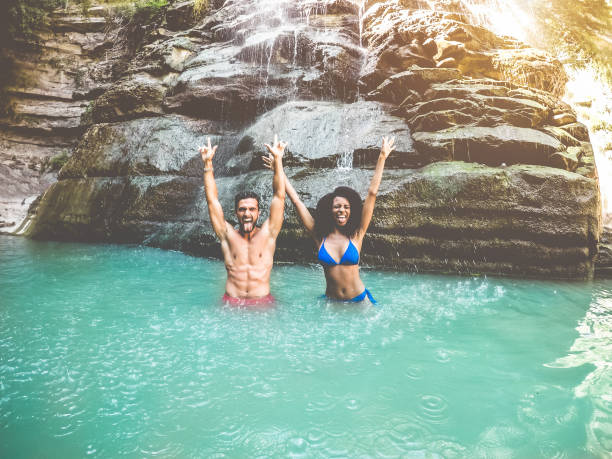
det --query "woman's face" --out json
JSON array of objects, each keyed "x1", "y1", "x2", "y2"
[{"x1": 332, "y1": 196, "x2": 350, "y2": 227}]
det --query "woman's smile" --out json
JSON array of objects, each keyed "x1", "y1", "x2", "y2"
[{"x1": 332, "y1": 197, "x2": 350, "y2": 226}]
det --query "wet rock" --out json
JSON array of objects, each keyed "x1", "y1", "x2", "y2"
[
  {"x1": 60, "y1": 116, "x2": 240, "y2": 179},
  {"x1": 434, "y1": 39, "x2": 466, "y2": 61},
  {"x1": 164, "y1": 22, "x2": 364, "y2": 120},
  {"x1": 541, "y1": 126, "x2": 582, "y2": 147},
  {"x1": 233, "y1": 100, "x2": 416, "y2": 171},
  {"x1": 133, "y1": 37, "x2": 197, "y2": 74},
  {"x1": 83, "y1": 75, "x2": 167, "y2": 124},
  {"x1": 166, "y1": 0, "x2": 199, "y2": 31},
  {"x1": 25, "y1": 162, "x2": 601, "y2": 278},
  {"x1": 361, "y1": 3, "x2": 567, "y2": 95},
  {"x1": 550, "y1": 147, "x2": 582, "y2": 173},
  {"x1": 163, "y1": 0, "x2": 366, "y2": 120},
  {"x1": 384, "y1": 77, "x2": 598, "y2": 176},
  {"x1": 366, "y1": 66, "x2": 461, "y2": 104},
  {"x1": 52, "y1": 15, "x2": 107, "y2": 34},
  {"x1": 490, "y1": 48, "x2": 567, "y2": 97},
  {"x1": 595, "y1": 228, "x2": 612, "y2": 278},
  {"x1": 552, "y1": 112, "x2": 577, "y2": 126},
  {"x1": 0, "y1": 163, "x2": 57, "y2": 235},
  {"x1": 412, "y1": 125, "x2": 565, "y2": 167},
  {"x1": 558, "y1": 122, "x2": 590, "y2": 142},
  {"x1": 572, "y1": 143, "x2": 598, "y2": 179},
  {"x1": 416, "y1": 80, "x2": 551, "y2": 129},
  {"x1": 25, "y1": 177, "x2": 132, "y2": 241}
]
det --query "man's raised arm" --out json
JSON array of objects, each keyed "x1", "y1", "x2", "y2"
[
  {"x1": 264, "y1": 135, "x2": 287, "y2": 238},
  {"x1": 200, "y1": 137, "x2": 229, "y2": 240}
]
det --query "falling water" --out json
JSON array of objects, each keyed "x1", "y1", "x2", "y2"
[
  {"x1": 223, "y1": 0, "x2": 365, "y2": 103},
  {"x1": 564, "y1": 66, "x2": 612, "y2": 225},
  {"x1": 213, "y1": 0, "x2": 369, "y2": 169},
  {"x1": 357, "y1": 0, "x2": 365, "y2": 48}
]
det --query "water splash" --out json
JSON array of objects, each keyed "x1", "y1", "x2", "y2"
[{"x1": 545, "y1": 288, "x2": 612, "y2": 456}]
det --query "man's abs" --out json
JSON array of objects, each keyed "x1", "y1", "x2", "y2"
[{"x1": 224, "y1": 262, "x2": 272, "y2": 298}]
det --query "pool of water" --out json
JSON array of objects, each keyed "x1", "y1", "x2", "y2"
[{"x1": 1, "y1": 236, "x2": 611, "y2": 457}]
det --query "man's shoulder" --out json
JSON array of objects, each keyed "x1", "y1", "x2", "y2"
[{"x1": 256, "y1": 220, "x2": 276, "y2": 238}]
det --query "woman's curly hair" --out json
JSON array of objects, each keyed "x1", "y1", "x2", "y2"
[{"x1": 314, "y1": 186, "x2": 363, "y2": 239}]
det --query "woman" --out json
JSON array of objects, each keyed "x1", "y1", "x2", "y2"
[{"x1": 265, "y1": 136, "x2": 395, "y2": 304}]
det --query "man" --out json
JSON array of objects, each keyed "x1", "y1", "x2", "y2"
[{"x1": 199, "y1": 135, "x2": 286, "y2": 305}]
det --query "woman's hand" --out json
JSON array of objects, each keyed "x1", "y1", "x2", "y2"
[
  {"x1": 380, "y1": 136, "x2": 395, "y2": 159},
  {"x1": 262, "y1": 154, "x2": 275, "y2": 171},
  {"x1": 264, "y1": 134, "x2": 287, "y2": 160},
  {"x1": 199, "y1": 136, "x2": 218, "y2": 163}
]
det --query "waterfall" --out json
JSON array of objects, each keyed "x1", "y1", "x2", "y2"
[{"x1": 204, "y1": 0, "x2": 368, "y2": 170}]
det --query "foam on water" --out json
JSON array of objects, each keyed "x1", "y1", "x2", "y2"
[{"x1": 0, "y1": 237, "x2": 610, "y2": 457}]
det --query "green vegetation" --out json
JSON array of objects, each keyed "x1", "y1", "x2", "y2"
[
  {"x1": 111, "y1": 0, "x2": 168, "y2": 23},
  {"x1": 591, "y1": 118, "x2": 612, "y2": 132},
  {"x1": 0, "y1": 0, "x2": 61, "y2": 45},
  {"x1": 104, "y1": 0, "x2": 169, "y2": 56},
  {"x1": 45, "y1": 150, "x2": 71, "y2": 172},
  {"x1": 193, "y1": 0, "x2": 208, "y2": 18},
  {"x1": 0, "y1": 0, "x2": 169, "y2": 46},
  {"x1": 0, "y1": 55, "x2": 17, "y2": 118},
  {"x1": 73, "y1": 67, "x2": 87, "y2": 88}
]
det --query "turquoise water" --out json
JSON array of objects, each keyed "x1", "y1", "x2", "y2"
[{"x1": 1, "y1": 236, "x2": 611, "y2": 458}]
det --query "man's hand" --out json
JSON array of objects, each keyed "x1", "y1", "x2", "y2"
[
  {"x1": 264, "y1": 133, "x2": 286, "y2": 238},
  {"x1": 199, "y1": 136, "x2": 218, "y2": 164},
  {"x1": 380, "y1": 136, "x2": 395, "y2": 159},
  {"x1": 264, "y1": 134, "x2": 287, "y2": 160}
]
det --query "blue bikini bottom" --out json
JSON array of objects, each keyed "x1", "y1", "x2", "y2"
[{"x1": 323, "y1": 288, "x2": 377, "y2": 305}]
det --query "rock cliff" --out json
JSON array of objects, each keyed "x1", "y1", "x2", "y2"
[
  {"x1": 3, "y1": 0, "x2": 605, "y2": 278},
  {"x1": 0, "y1": 5, "x2": 109, "y2": 231}
]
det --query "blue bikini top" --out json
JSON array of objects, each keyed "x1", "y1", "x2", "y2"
[{"x1": 317, "y1": 237, "x2": 360, "y2": 266}]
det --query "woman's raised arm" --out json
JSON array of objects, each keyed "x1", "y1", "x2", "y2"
[
  {"x1": 357, "y1": 136, "x2": 395, "y2": 240},
  {"x1": 263, "y1": 156, "x2": 316, "y2": 239}
]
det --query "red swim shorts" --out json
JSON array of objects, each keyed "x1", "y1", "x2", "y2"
[{"x1": 222, "y1": 293, "x2": 275, "y2": 307}]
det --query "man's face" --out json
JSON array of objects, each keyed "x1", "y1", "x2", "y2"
[{"x1": 235, "y1": 198, "x2": 260, "y2": 234}]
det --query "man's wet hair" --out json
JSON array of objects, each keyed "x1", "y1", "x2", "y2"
[
  {"x1": 234, "y1": 191, "x2": 261, "y2": 210},
  {"x1": 314, "y1": 186, "x2": 363, "y2": 238}
]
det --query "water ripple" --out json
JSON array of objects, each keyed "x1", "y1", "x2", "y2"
[
  {"x1": 405, "y1": 366, "x2": 423, "y2": 380},
  {"x1": 418, "y1": 394, "x2": 450, "y2": 424}
]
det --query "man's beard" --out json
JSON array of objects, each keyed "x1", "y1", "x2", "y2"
[{"x1": 240, "y1": 220, "x2": 255, "y2": 233}]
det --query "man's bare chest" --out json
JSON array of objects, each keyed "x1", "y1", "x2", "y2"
[{"x1": 226, "y1": 230, "x2": 272, "y2": 264}]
